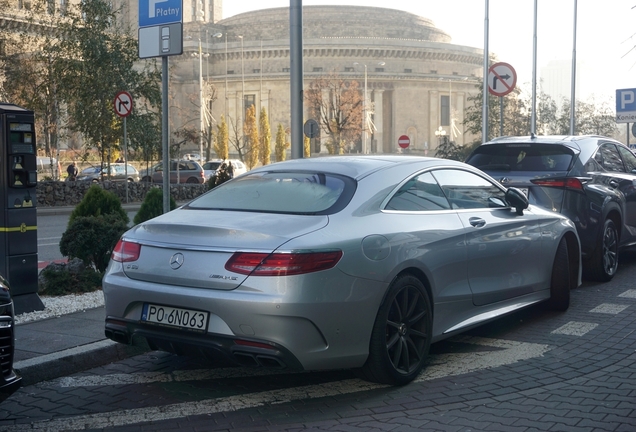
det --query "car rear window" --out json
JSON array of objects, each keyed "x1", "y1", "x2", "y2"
[
  {"x1": 188, "y1": 171, "x2": 355, "y2": 214},
  {"x1": 467, "y1": 144, "x2": 574, "y2": 172}
]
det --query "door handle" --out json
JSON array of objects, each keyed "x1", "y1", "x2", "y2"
[{"x1": 469, "y1": 217, "x2": 486, "y2": 228}]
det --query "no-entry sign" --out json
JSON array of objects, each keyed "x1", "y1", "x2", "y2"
[{"x1": 398, "y1": 135, "x2": 410, "y2": 149}]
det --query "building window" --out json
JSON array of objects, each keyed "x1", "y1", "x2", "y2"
[
  {"x1": 404, "y1": 69, "x2": 412, "y2": 73},
  {"x1": 344, "y1": 67, "x2": 354, "y2": 72},
  {"x1": 228, "y1": 70, "x2": 235, "y2": 74},
  {"x1": 244, "y1": 94, "x2": 255, "y2": 114},
  {"x1": 283, "y1": 67, "x2": 290, "y2": 72},
  {"x1": 375, "y1": 67, "x2": 384, "y2": 72},
  {"x1": 430, "y1": 70, "x2": 437, "y2": 74},
  {"x1": 313, "y1": 67, "x2": 323, "y2": 72},
  {"x1": 60, "y1": 0, "x2": 67, "y2": 15},
  {"x1": 47, "y1": 0, "x2": 55, "y2": 14},
  {"x1": 440, "y1": 95, "x2": 450, "y2": 127},
  {"x1": 253, "y1": 69, "x2": 260, "y2": 73}
]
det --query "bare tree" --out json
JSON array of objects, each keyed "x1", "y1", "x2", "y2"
[{"x1": 305, "y1": 72, "x2": 363, "y2": 154}]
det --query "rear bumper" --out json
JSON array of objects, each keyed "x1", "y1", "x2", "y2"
[{"x1": 105, "y1": 318, "x2": 304, "y2": 370}]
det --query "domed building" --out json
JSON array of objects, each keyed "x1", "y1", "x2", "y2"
[{"x1": 171, "y1": 5, "x2": 484, "y2": 157}]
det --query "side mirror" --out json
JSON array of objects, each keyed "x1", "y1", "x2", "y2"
[{"x1": 505, "y1": 187, "x2": 529, "y2": 215}]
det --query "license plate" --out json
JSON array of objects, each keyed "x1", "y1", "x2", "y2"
[{"x1": 141, "y1": 304, "x2": 209, "y2": 331}]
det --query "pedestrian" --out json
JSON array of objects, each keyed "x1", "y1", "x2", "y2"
[
  {"x1": 66, "y1": 161, "x2": 78, "y2": 181},
  {"x1": 227, "y1": 161, "x2": 234, "y2": 179}
]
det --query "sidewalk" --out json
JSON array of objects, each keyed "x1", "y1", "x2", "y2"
[
  {"x1": 12, "y1": 202, "x2": 152, "y2": 386},
  {"x1": 13, "y1": 307, "x2": 147, "y2": 386}
]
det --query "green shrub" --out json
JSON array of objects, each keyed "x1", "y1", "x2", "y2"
[
  {"x1": 60, "y1": 214, "x2": 129, "y2": 273},
  {"x1": 68, "y1": 184, "x2": 129, "y2": 228},
  {"x1": 38, "y1": 264, "x2": 103, "y2": 296},
  {"x1": 133, "y1": 187, "x2": 177, "y2": 225}
]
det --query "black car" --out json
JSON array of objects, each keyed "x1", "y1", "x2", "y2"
[
  {"x1": 0, "y1": 274, "x2": 21, "y2": 402},
  {"x1": 466, "y1": 135, "x2": 636, "y2": 282}
]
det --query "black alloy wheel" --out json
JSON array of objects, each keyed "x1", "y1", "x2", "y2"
[
  {"x1": 357, "y1": 274, "x2": 432, "y2": 385},
  {"x1": 586, "y1": 218, "x2": 619, "y2": 282}
]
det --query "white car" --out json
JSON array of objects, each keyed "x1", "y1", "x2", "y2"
[
  {"x1": 183, "y1": 153, "x2": 201, "y2": 161},
  {"x1": 202, "y1": 159, "x2": 247, "y2": 181}
]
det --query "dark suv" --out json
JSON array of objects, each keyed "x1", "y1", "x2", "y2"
[
  {"x1": 466, "y1": 135, "x2": 636, "y2": 282},
  {"x1": 0, "y1": 274, "x2": 21, "y2": 402}
]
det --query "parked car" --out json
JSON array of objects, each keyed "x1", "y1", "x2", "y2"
[
  {"x1": 465, "y1": 134, "x2": 636, "y2": 282},
  {"x1": 75, "y1": 163, "x2": 140, "y2": 182},
  {"x1": 202, "y1": 159, "x2": 247, "y2": 181},
  {"x1": 139, "y1": 162, "x2": 161, "y2": 183},
  {"x1": 0, "y1": 274, "x2": 22, "y2": 402},
  {"x1": 104, "y1": 155, "x2": 581, "y2": 386},
  {"x1": 151, "y1": 160, "x2": 205, "y2": 184},
  {"x1": 183, "y1": 153, "x2": 201, "y2": 161}
]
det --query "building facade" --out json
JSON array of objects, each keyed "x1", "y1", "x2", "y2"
[
  {"x1": 168, "y1": 5, "x2": 484, "y2": 156},
  {"x1": 1, "y1": 1, "x2": 485, "y2": 157}
]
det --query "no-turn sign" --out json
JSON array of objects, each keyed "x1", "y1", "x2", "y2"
[
  {"x1": 398, "y1": 135, "x2": 410, "y2": 149},
  {"x1": 488, "y1": 62, "x2": 517, "y2": 97},
  {"x1": 114, "y1": 91, "x2": 133, "y2": 117}
]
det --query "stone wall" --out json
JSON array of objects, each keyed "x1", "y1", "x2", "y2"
[{"x1": 36, "y1": 181, "x2": 208, "y2": 207}]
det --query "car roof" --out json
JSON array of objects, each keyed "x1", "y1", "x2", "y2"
[{"x1": 247, "y1": 155, "x2": 467, "y2": 180}]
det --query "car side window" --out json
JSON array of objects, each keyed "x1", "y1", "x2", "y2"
[
  {"x1": 597, "y1": 144, "x2": 625, "y2": 172},
  {"x1": 618, "y1": 146, "x2": 636, "y2": 173},
  {"x1": 385, "y1": 172, "x2": 451, "y2": 211},
  {"x1": 431, "y1": 169, "x2": 508, "y2": 210}
]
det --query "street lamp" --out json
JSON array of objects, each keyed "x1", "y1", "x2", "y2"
[
  {"x1": 238, "y1": 35, "x2": 245, "y2": 121},
  {"x1": 435, "y1": 126, "x2": 447, "y2": 147},
  {"x1": 354, "y1": 61, "x2": 385, "y2": 154}
]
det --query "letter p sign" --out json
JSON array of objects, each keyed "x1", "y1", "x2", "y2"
[{"x1": 621, "y1": 90, "x2": 635, "y2": 110}]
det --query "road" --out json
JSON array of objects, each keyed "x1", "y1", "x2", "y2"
[
  {"x1": 37, "y1": 210, "x2": 139, "y2": 265},
  {"x1": 3, "y1": 244, "x2": 636, "y2": 429}
]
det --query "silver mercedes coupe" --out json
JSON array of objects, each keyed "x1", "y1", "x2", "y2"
[{"x1": 103, "y1": 155, "x2": 581, "y2": 385}]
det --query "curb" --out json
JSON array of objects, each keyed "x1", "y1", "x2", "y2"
[{"x1": 14, "y1": 340, "x2": 149, "y2": 386}]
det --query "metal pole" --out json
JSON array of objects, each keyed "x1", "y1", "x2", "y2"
[
  {"x1": 198, "y1": 38, "x2": 204, "y2": 163},
  {"x1": 500, "y1": 96, "x2": 504, "y2": 136},
  {"x1": 569, "y1": 0, "x2": 578, "y2": 135},
  {"x1": 124, "y1": 116, "x2": 128, "y2": 203},
  {"x1": 260, "y1": 39, "x2": 263, "y2": 111},
  {"x1": 531, "y1": 0, "x2": 538, "y2": 136},
  {"x1": 238, "y1": 35, "x2": 244, "y2": 128},
  {"x1": 162, "y1": 56, "x2": 170, "y2": 214},
  {"x1": 290, "y1": 0, "x2": 304, "y2": 159},
  {"x1": 482, "y1": 0, "x2": 489, "y2": 143},
  {"x1": 363, "y1": 64, "x2": 367, "y2": 154},
  {"x1": 225, "y1": 34, "x2": 228, "y2": 118}
]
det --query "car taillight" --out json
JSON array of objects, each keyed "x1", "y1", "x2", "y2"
[
  {"x1": 225, "y1": 251, "x2": 343, "y2": 276},
  {"x1": 530, "y1": 177, "x2": 584, "y2": 191},
  {"x1": 112, "y1": 239, "x2": 141, "y2": 262}
]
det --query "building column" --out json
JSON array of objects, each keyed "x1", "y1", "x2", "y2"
[{"x1": 371, "y1": 89, "x2": 384, "y2": 154}]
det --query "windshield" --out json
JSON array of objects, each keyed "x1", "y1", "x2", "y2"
[
  {"x1": 467, "y1": 144, "x2": 574, "y2": 172},
  {"x1": 188, "y1": 171, "x2": 355, "y2": 214}
]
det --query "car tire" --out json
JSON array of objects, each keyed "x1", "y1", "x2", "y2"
[
  {"x1": 141, "y1": 176, "x2": 151, "y2": 183},
  {"x1": 356, "y1": 274, "x2": 432, "y2": 386},
  {"x1": 186, "y1": 177, "x2": 199, "y2": 184},
  {"x1": 585, "y1": 218, "x2": 619, "y2": 282},
  {"x1": 548, "y1": 238, "x2": 570, "y2": 311}
]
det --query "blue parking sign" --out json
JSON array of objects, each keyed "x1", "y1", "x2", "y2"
[
  {"x1": 616, "y1": 88, "x2": 636, "y2": 123},
  {"x1": 139, "y1": 0, "x2": 183, "y2": 28}
]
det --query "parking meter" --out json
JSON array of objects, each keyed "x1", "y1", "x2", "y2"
[{"x1": 0, "y1": 103, "x2": 43, "y2": 314}]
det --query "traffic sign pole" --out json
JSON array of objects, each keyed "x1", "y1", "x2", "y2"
[
  {"x1": 114, "y1": 91, "x2": 133, "y2": 203},
  {"x1": 488, "y1": 62, "x2": 516, "y2": 137}
]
